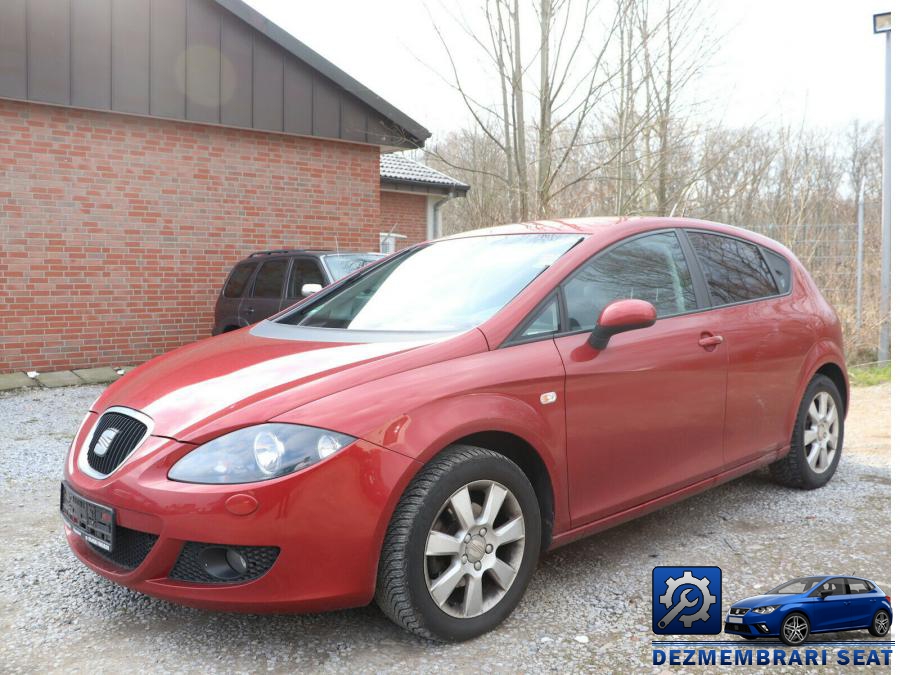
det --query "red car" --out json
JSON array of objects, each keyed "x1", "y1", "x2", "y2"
[{"x1": 62, "y1": 217, "x2": 848, "y2": 641}]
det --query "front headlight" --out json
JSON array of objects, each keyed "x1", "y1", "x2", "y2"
[
  {"x1": 753, "y1": 605, "x2": 780, "y2": 614},
  {"x1": 168, "y1": 424, "x2": 356, "y2": 484}
]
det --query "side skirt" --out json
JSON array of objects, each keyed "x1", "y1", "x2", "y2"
[{"x1": 549, "y1": 446, "x2": 785, "y2": 549}]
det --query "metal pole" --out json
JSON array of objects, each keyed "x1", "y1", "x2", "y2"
[
  {"x1": 857, "y1": 177, "x2": 865, "y2": 331},
  {"x1": 878, "y1": 31, "x2": 891, "y2": 362}
]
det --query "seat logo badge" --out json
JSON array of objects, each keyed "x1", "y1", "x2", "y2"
[
  {"x1": 94, "y1": 428, "x2": 120, "y2": 457},
  {"x1": 540, "y1": 392, "x2": 557, "y2": 405}
]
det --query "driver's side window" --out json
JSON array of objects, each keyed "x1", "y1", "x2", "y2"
[{"x1": 561, "y1": 231, "x2": 697, "y2": 331}]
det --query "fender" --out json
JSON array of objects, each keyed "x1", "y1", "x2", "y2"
[
  {"x1": 780, "y1": 339, "x2": 849, "y2": 456},
  {"x1": 275, "y1": 346, "x2": 571, "y2": 534}
]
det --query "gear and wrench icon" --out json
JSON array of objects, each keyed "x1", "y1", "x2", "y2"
[{"x1": 658, "y1": 570, "x2": 717, "y2": 628}]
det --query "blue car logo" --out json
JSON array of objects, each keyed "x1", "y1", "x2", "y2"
[{"x1": 653, "y1": 567, "x2": 722, "y2": 635}]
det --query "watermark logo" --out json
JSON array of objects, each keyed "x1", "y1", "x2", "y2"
[{"x1": 652, "y1": 566, "x2": 721, "y2": 635}]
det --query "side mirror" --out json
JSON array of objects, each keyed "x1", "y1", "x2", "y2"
[
  {"x1": 588, "y1": 299, "x2": 657, "y2": 350},
  {"x1": 819, "y1": 590, "x2": 833, "y2": 599},
  {"x1": 301, "y1": 283, "x2": 323, "y2": 298}
]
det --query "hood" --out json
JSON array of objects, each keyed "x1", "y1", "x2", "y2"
[
  {"x1": 92, "y1": 324, "x2": 487, "y2": 443},
  {"x1": 733, "y1": 594, "x2": 795, "y2": 608}
]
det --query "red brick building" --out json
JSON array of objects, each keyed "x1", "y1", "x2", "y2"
[{"x1": 0, "y1": 0, "x2": 467, "y2": 374}]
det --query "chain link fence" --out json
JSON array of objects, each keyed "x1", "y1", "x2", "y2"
[{"x1": 746, "y1": 222, "x2": 887, "y2": 363}]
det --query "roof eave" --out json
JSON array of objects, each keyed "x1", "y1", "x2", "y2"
[
  {"x1": 215, "y1": 0, "x2": 431, "y2": 148},
  {"x1": 380, "y1": 178, "x2": 470, "y2": 196}
]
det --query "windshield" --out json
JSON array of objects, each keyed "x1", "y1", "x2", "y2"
[
  {"x1": 767, "y1": 577, "x2": 826, "y2": 594},
  {"x1": 278, "y1": 234, "x2": 581, "y2": 332},
  {"x1": 323, "y1": 253, "x2": 382, "y2": 280}
]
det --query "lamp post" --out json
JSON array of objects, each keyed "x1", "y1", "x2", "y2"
[{"x1": 873, "y1": 12, "x2": 891, "y2": 362}]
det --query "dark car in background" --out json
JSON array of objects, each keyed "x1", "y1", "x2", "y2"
[{"x1": 213, "y1": 249, "x2": 381, "y2": 334}]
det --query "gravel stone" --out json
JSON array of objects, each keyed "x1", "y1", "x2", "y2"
[{"x1": 0, "y1": 383, "x2": 889, "y2": 673}]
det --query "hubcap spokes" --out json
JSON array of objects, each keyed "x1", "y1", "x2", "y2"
[
  {"x1": 805, "y1": 392, "x2": 838, "y2": 474},
  {"x1": 424, "y1": 480, "x2": 526, "y2": 618},
  {"x1": 785, "y1": 616, "x2": 808, "y2": 642},
  {"x1": 876, "y1": 613, "x2": 889, "y2": 634}
]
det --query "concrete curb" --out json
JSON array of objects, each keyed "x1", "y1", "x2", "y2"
[{"x1": 0, "y1": 366, "x2": 136, "y2": 392}]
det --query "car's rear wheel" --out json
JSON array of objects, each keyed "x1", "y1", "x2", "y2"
[
  {"x1": 375, "y1": 445, "x2": 541, "y2": 641},
  {"x1": 770, "y1": 374, "x2": 844, "y2": 489},
  {"x1": 779, "y1": 613, "x2": 810, "y2": 646},
  {"x1": 869, "y1": 609, "x2": 891, "y2": 637}
]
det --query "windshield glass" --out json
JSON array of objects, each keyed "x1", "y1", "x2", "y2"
[
  {"x1": 323, "y1": 253, "x2": 382, "y2": 280},
  {"x1": 767, "y1": 577, "x2": 826, "y2": 594},
  {"x1": 278, "y1": 234, "x2": 581, "y2": 332}
]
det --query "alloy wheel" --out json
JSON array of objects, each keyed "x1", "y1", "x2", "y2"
[
  {"x1": 875, "y1": 611, "x2": 890, "y2": 635},
  {"x1": 783, "y1": 614, "x2": 809, "y2": 644},
  {"x1": 804, "y1": 392, "x2": 839, "y2": 474},
  {"x1": 423, "y1": 480, "x2": 526, "y2": 618}
]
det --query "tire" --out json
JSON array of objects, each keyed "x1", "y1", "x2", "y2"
[
  {"x1": 869, "y1": 609, "x2": 891, "y2": 637},
  {"x1": 375, "y1": 445, "x2": 542, "y2": 641},
  {"x1": 770, "y1": 374, "x2": 844, "y2": 489},
  {"x1": 779, "y1": 612, "x2": 810, "y2": 646}
]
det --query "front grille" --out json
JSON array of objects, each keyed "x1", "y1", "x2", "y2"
[
  {"x1": 726, "y1": 622, "x2": 751, "y2": 633},
  {"x1": 169, "y1": 542, "x2": 279, "y2": 584},
  {"x1": 86, "y1": 411, "x2": 148, "y2": 475},
  {"x1": 87, "y1": 526, "x2": 158, "y2": 570},
  {"x1": 730, "y1": 607, "x2": 750, "y2": 616}
]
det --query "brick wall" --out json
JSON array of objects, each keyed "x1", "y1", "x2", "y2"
[
  {"x1": 379, "y1": 191, "x2": 427, "y2": 242},
  {"x1": 0, "y1": 99, "x2": 426, "y2": 373}
]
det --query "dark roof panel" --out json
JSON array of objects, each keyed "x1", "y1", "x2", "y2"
[{"x1": 0, "y1": 0, "x2": 429, "y2": 150}]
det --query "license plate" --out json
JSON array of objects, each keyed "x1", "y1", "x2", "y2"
[
  {"x1": 60, "y1": 482, "x2": 115, "y2": 552},
  {"x1": 729, "y1": 616, "x2": 743, "y2": 624}
]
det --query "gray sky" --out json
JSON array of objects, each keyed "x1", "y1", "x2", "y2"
[{"x1": 245, "y1": 0, "x2": 888, "y2": 139}]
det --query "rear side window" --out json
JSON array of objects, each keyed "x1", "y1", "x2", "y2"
[
  {"x1": 687, "y1": 232, "x2": 779, "y2": 306},
  {"x1": 223, "y1": 262, "x2": 256, "y2": 298},
  {"x1": 847, "y1": 579, "x2": 873, "y2": 594},
  {"x1": 761, "y1": 248, "x2": 792, "y2": 294},
  {"x1": 288, "y1": 258, "x2": 326, "y2": 299},
  {"x1": 252, "y1": 259, "x2": 288, "y2": 298},
  {"x1": 563, "y1": 231, "x2": 697, "y2": 330}
]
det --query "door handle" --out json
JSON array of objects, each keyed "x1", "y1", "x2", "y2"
[
  {"x1": 244, "y1": 307, "x2": 255, "y2": 314},
  {"x1": 698, "y1": 334, "x2": 724, "y2": 348}
]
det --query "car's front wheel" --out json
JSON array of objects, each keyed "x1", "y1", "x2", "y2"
[
  {"x1": 779, "y1": 613, "x2": 810, "y2": 646},
  {"x1": 375, "y1": 445, "x2": 542, "y2": 641},
  {"x1": 771, "y1": 374, "x2": 844, "y2": 489},
  {"x1": 869, "y1": 609, "x2": 891, "y2": 637}
]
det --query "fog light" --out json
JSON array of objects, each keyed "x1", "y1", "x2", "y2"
[
  {"x1": 757, "y1": 624, "x2": 770, "y2": 633},
  {"x1": 199, "y1": 546, "x2": 249, "y2": 580}
]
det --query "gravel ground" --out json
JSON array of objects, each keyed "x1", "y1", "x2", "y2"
[{"x1": 0, "y1": 382, "x2": 890, "y2": 673}]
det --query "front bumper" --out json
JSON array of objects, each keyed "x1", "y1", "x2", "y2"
[
  {"x1": 724, "y1": 616, "x2": 779, "y2": 637},
  {"x1": 63, "y1": 419, "x2": 419, "y2": 612}
]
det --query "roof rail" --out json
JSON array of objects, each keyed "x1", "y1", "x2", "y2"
[{"x1": 248, "y1": 249, "x2": 308, "y2": 257}]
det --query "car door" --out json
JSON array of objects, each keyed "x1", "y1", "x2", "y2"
[
  {"x1": 242, "y1": 257, "x2": 289, "y2": 324},
  {"x1": 846, "y1": 578, "x2": 878, "y2": 628},
  {"x1": 555, "y1": 230, "x2": 728, "y2": 526},
  {"x1": 216, "y1": 260, "x2": 257, "y2": 330},
  {"x1": 685, "y1": 232, "x2": 816, "y2": 470},
  {"x1": 284, "y1": 256, "x2": 328, "y2": 309},
  {"x1": 810, "y1": 578, "x2": 853, "y2": 631}
]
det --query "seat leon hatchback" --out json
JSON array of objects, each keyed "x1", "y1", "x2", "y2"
[
  {"x1": 62, "y1": 217, "x2": 848, "y2": 641},
  {"x1": 725, "y1": 576, "x2": 891, "y2": 645}
]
